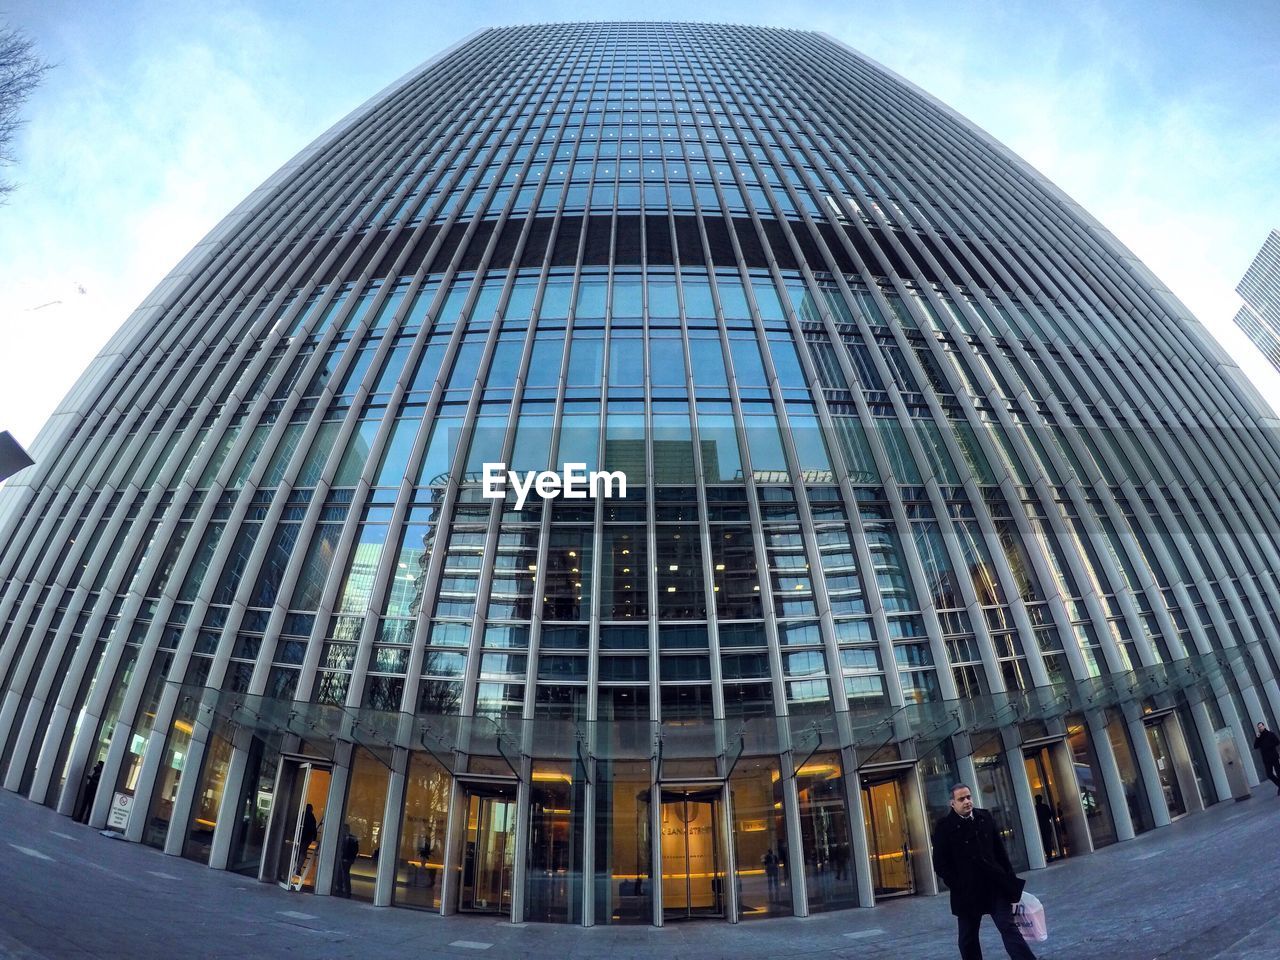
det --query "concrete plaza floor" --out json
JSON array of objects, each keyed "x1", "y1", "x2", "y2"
[{"x1": 1, "y1": 785, "x2": 1278, "y2": 959}]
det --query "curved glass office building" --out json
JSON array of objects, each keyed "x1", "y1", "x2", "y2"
[{"x1": 3, "y1": 22, "x2": 1280, "y2": 926}]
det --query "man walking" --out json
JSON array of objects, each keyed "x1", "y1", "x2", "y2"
[
  {"x1": 1253, "y1": 721, "x2": 1280, "y2": 794},
  {"x1": 931, "y1": 783, "x2": 1035, "y2": 960}
]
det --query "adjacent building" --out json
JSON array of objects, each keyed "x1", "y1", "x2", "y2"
[
  {"x1": 1234, "y1": 230, "x2": 1280, "y2": 370},
  {"x1": 2, "y1": 22, "x2": 1279, "y2": 927}
]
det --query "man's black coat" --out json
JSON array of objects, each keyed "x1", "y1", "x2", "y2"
[
  {"x1": 931, "y1": 808, "x2": 1025, "y2": 917},
  {"x1": 1254, "y1": 728, "x2": 1280, "y2": 760}
]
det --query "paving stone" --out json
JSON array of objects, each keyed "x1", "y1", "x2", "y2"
[{"x1": 1, "y1": 787, "x2": 1278, "y2": 958}]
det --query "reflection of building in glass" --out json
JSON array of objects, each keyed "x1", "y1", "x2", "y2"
[
  {"x1": 1, "y1": 21, "x2": 1279, "y2": 928},
  {"x1": 1233, "y1": 230, "x2": 1280, "y2": 369}
]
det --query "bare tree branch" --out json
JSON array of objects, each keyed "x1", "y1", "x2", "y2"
[{"x1": 0, "y1": 25, "x2": 51, "y2": 200}]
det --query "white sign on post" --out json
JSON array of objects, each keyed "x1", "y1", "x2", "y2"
[{"x1": 107, "y1": 792, "x2": 133, "y2": 831}]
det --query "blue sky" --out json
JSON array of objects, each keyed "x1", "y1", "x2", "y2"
[{"x1": 1, "y1": 0, "x2": 1278, "y2": 448}]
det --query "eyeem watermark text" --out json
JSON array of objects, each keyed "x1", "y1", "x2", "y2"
[{"x1": 482, "y1": 463, "x2": 627, "y2": 510}]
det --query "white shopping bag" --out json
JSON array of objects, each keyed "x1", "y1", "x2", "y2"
[{"x1": 1013, "y1": 891, "x2": 1048, "y2": 943}]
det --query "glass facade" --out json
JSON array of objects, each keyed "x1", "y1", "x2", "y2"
[{"x1": 1, "y1": 21, "x2": 1280, "y2": 927}]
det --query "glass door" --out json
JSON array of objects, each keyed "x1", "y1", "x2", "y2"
[
  {"x1": 860, "y1": 775, "x2": 914, "y2": 897},
  {"x1": 275, "y1": 761, "x2": 330, "y2": 891},
  {"x1": 1145, "y1": 719, "x2": 1187, "y2": 818},
  {"x1": 972, "y1": 737, "x2": 1028, "y2": 870},
  {"x1": 660, "y1": 787, "x2": 725, "y2": 919},
  {"x1": 1023, "y1": 747, "x2": 1069, "y2": 860},
  {"x1": 459, "y1": 785, "x2": 517, "y2": 914}
]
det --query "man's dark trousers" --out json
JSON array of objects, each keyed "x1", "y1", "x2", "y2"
[
  {"x1": 957, "y1": 901, "x2": 1035, "y2": 960},
  {"x1": 1262, "y1": 753, "x2": 1280, "y2": 790}
]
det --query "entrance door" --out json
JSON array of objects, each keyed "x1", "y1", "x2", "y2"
[
  {"x1": 660, "y1": 787, "x2": 725, "y2": 919},
  {"x1": 274, "y1": 761, "x2": 331, "y2": 891},
  {"x1": 1023, "y1": 747, "x2": 1069, "y2": 861},
  {"x1": 972, "y1": 738, "x2": 1028, "y2": 871},
  {"x1": 1144, "y1": 719, "x2": 1187, "y2": 818},
  {"x1": 860, "y1": 775, "x2": 914, "y2": 897},
  {"x1": 458, "y1": 784, "x2": 517, "y2": 914}
]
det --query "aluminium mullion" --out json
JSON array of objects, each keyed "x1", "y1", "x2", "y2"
[
  {"x1": 0, "y1": 494, "x2": 101, "y2": 780},
  {"x1": 723, "y1": 61, "x2": 1056, "y2": 698},
  {"x1": 668, "y1": 40, "x2": 817, "y2": 735},
  {"x1": 689, "y1": 37, "x2": 880, "y2": 718},
  {"x1": 812, "y1": 38, "x2": 1165, "y2": 691},
  {"x1": 819, "y1": 54, "x2": 1198, "y2": 686},
  {"x1": 0, "y1": 490, "x2": 78, "y2": 679},
  {"x1": 870, "y1": 70, "x2": 1280, "y2": 491}
]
